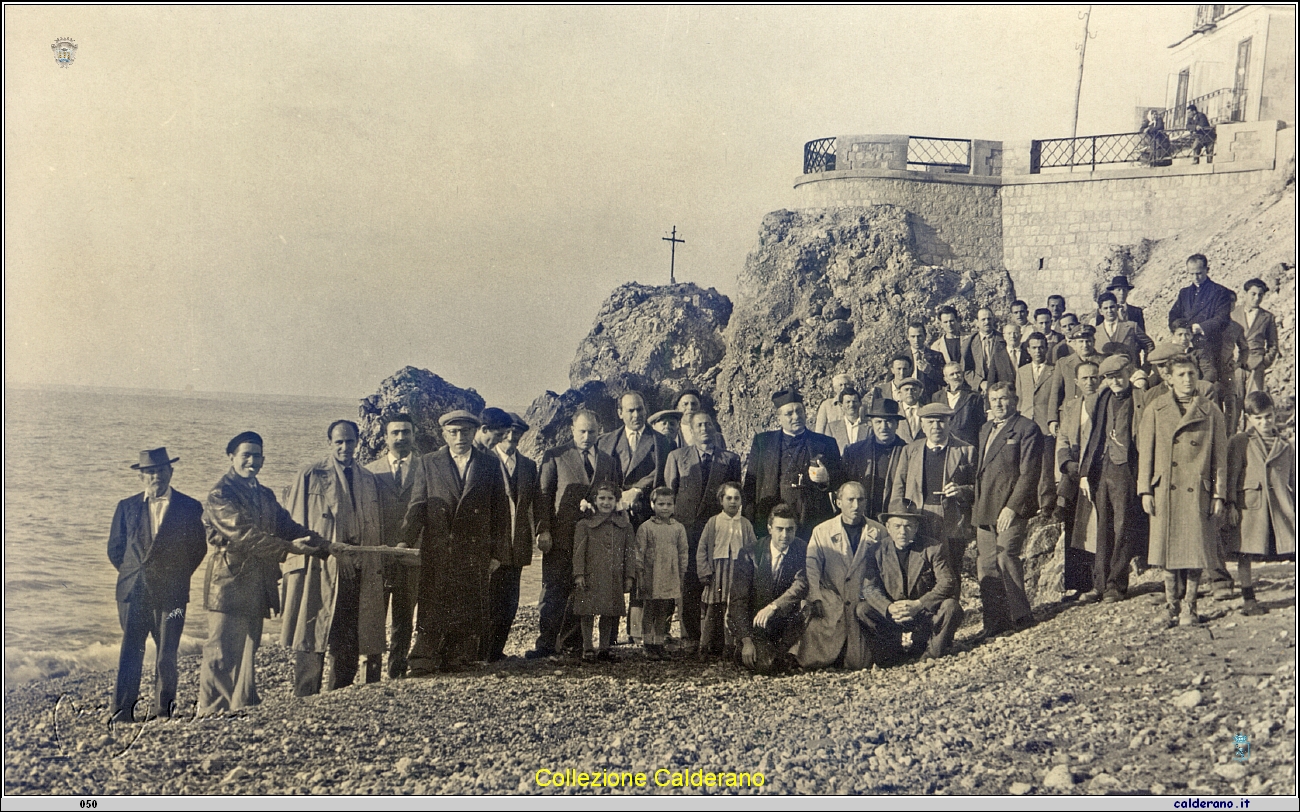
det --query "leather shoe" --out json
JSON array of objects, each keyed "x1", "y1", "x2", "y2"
[
  {"x1": 1102, "y1": 589, "x2": 1122, "y2": 603},
  {"x1": 523, "y1": 648, "x2": 554, "y2": 660},
  {"x1": 1079, "y1": 590, "x2": 1102, "y2": 604}
]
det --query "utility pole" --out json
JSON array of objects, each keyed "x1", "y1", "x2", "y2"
[
  {"x1": 1070, "y1": 6, "x2": 1095, "y2": 169},
  {"x1": 662, "y1": 226, "x2": 685, "y2": 284}
]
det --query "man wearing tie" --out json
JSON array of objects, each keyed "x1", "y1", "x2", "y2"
[
  {"x1": 1094, "y1": 276, "x2": 1146, "y2": 332},
  {"x1": 889, "y1": 404, "x2": 976, "y2": 573},
  {"x1": 1168, "y1": 253, "x2": 1235, "y2": 397},
  {"x1": 895, "y1": 378, "x2": 926, "y2": 445},
  {"x1": 742, "y1": 388, "x2": 842, "y2": 541},
  {"x1": 485, "y1": 412, "x2": 539, "y2": 662},
  {"x1": 364, "y1": 413, "x2": 421, "y2": 678},
  {"x1": 529, "y1": 409, "x2": 619, "y2": 658},
  {"x1": 598, "y1": 392, "x2": 672, "y2": 527},
  {"x1": 933, "y1": 361, "x2": 985, "y2": 447},
  {"x1": 107, "y1": 447, "x2": 207, "y2": 721},
  {"x1": 402, "y1": 410, "x2": 511, "y2": 674},
  {"x1": 906, "y1": 322, "x2": 945, "y2": 401},
  {"x1": 665, "y1": 411, "x2": 741, "y2": 652},
  {"x1": 727, "y1": 504, "x2": 809, "y2": 674},
  {"x1": 973, "y1": 384, "x2": 1044, "y2": 638},
  {"x1": 965, "y1": 307, "x2": 1012, "y2": 395},
  {"x1": 282, "y1": 420, "x2": 387, "y2": 694}
]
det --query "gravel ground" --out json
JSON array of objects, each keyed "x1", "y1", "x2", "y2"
[{"x1": 4, "y1": 563, "x2": 1295, "y2": 796}]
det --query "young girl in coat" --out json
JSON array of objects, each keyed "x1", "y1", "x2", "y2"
[
  {"x1": 634, "y1": 486, "x2": 690, "y2": 660},
  {"x1": 1226, "y1": 391, "x2": 1296, "y2": 616},
  {"x1": 573, "y1": 483, "x2": 635, "y2": 662},
  {"x1": 695, "y1": 481, "x2": 757, "y2": 658}
]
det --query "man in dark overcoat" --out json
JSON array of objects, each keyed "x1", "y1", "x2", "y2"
[
  {"x1": 484, "y1": 412, "x2": 539, "y2": 662},
  {"x1": 402, "y1": 410, "x2": 511, "y2": 674},
  {"x1": 107, "y1": 447, "x2": 207, "y2": 721},
  {"x1": 743, "y1": 388, "x2": 843, "y2": 541},
  {"x1": 1168, "y1": 253, "x2": 1235, "y2": 398},
  {"x1": 842, "y1": 399, "x2": 907, "y2": 524}
]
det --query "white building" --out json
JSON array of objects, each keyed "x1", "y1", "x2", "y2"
[{"x1": 1163, "y1": 4, "x2": 1295, "y2": 127}]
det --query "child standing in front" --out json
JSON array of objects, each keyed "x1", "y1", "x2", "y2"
[
  {"x1": 1225, "y1": 391, "x2": 1296, "y2": 616},
  {"x1": 573, "y1": 483, "x2": 635, "y2": 662},
  {"x1": 634, "y1": 487, "x2": 689, "y2": 660},
  {"x1": 696, "y1": 481, "x2": 757, "y2": 657}
]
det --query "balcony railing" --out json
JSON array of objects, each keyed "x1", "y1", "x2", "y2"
[
  {"x1": 803, "y1": 137, "x2": 837, "y2": 174},
  {"x1": 1163, "y1": 87, "x2": 1241, "y2": 128},
  {"x1": 1031, "y1": 128, "x2": 1213, "y2": 172},
  {"x1": 906, "y1": 136, "x2": 971, "y2": 172},
  {"x1": 802, "y1": 135, "x2": 974, "y2": 175}
]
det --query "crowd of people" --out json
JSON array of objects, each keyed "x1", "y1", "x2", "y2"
[{"x1": 104, "y1": 253, "x2": 1292, "y2": 721}]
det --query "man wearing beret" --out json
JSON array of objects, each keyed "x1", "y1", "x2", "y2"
[
  {"x1": 108, "y1": 448, "x2": 207, "y2": 721},
  {"x1": 200, "y1": 432, "x2": 329, "y2": 715},
  {"x1": 743, "y1": 388, "x2": 843, "y2": 542},
  {"x1": 856, "y1": 508, "x2": 964, "y2": 665},
  {"x1": 889, "y1": 404, "x2": 976, "y2": 573},
  {"x1": 402, "y1": 410, "x2": 511, "y2": 674},
  {"x1": 484, "y1": 412, "x2": 539, "y2": 662},
  {"x1": 1074, "y1": 356, "x2": 1146, "y2": 602}
]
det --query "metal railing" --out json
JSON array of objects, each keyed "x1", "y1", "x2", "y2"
[
  {"x1": 906, "y1": 136, "x2": 971, "y2": 172},
  {"x1": 1032, "y1": 128, "x2": 1212, "y2": 172},
  {"x1": 1163, "y1": 87, "x2": 1241, "y2": 128},
  {"x1": 803, "y1": 137, "x2": 836, "y2": 174}
]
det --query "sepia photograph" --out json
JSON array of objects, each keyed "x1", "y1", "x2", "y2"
[{"x1": 3, "y1": 4, "x2": 1296, "y2": 803}]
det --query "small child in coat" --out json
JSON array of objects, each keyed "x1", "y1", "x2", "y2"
[
  {"x1": 573, "y1": 483, "x2": 635, "y2": 662},
  {"x1": 634, "y1": 487, "x2": 689, "y2": 660},
  {"x1": 696, "y1": 481, "x2": 757, "y2": 657},
  {"x1": 1226, "y1": 391, "x2": 1296, "y2": 616}
]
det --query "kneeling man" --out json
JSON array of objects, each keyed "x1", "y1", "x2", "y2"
[
  {"x1": 727, "y1": 503, "x2": 808, "y2": 674},
  {"x1": 857, "y1": 509, "x2": 964, "y2": 665}
]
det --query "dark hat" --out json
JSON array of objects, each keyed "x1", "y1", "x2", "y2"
[
  {"x1": 439, "y1": 409, "x2": 481, "y2": 428},
  {"x1": 771, "y1": 388, "x2": 803, "y2": 408},
  {"x1": 479, "y1": 407, "x2": 512, "y2": 431},
  {"x1": 865, "y1": 399, "x2": 903, "y2": 420},
  {"x1": 507, "y1": 412, "x2": 530, "y2": 432},
  {"x1": 878, "y1": 508, "x2": 924, "y2": 525},
  {"x1": 1105, "y1": 275, "x2": 1135, "y2": 291},
  {"x1": 648, "y1": 409, "x2": 683, "y2": 425},
  {"x1": 916, "y1": 403, "x2": 954, "y2": 420},
  {"x1": 1067, "y1": 324, "x2": 1096, "y2": 340},
  {"x1": 131, "y1": 447, "x2": 179, "y2": 470},
  {"x1": 225, "y1": 431, "x2": 264, "y2": 455}
]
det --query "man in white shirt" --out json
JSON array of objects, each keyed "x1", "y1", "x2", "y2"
[
  {"x1": 365, "y1": 413, "x2": 422, "y2": 678},
  {"x1": 827, "y1": 387, "x2": 868, "y2": 453}
]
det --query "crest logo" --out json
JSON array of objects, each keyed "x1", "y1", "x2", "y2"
[
  {"x1": 51, "y1": 37, "x2": 77, "y2": 67},
  {"x1": 1232, "y1": 733, "x2": 1251, "y2": 762}
]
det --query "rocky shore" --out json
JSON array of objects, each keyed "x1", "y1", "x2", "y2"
[{"x1": 5, "y1": 563, "x2": 1294, "y2": 796}]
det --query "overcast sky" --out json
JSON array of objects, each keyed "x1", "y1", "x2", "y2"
[{"x1": 5, "y1": 5, "x2": 1196, "y2": 408}]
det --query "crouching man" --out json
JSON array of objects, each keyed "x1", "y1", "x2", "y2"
[
  {"x1": 856, "y1": 508, "x2": 964, "y2": 665},
  {"x1": 726, "y1": 504, "x2": 808, "y2": 674}
]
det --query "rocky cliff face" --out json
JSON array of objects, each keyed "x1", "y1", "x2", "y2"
[
  {"x1": 712, "y1": 206, "x2": 1016, "y2": 451},
  {"x1": 356, "y1": 366, "x2": 485, "y2": 463}
]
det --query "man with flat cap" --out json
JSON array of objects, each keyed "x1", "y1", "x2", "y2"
[
  {"x1": 842, "y1": 398, "x2": 907, "y2": 524},
  {"x1": 743, "y1": 388, "x2": 842, "y2": 542},
  {"x1": 484, "y1": 412, "x2": 539, "y2": 662},
  {"x1": 402, "y1": 410, "x2": 511, "y2": 674},
  {"x1": 1057, "y1": 325, "x2": 1104, "y2": 406},
  {"x1": 856, "y1": 507, "x2": 964, "y2": 665},
  {"x1": 200, "y1": 432, "x2": 329, "y2": 715},
  {"x1": 648, "y1": 410, "x2": 683, "y2": 451},
  {"x1": 894, "y1": 378, "x2": 927, "y2": 445},
  {"x1": 107, "y1": 447, "x2": 207, "y2": 722},
  {"x1": 889, "y1": 403, "x2": 976, "y2": 573}
]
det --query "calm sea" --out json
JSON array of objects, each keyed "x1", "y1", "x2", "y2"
[{"x1": 3, "y1": 386, "x2": 362, "y2": 686}]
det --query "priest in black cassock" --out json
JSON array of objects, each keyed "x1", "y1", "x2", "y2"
[{"x1": 742, "y1": 388, "x2": 843, "y2": 540}]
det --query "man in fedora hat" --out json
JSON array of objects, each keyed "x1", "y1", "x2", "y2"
[
  {"x1": 107, "y1": 447, "x2": 207, "y2": 721},
  {"x1": 402, "y1": 409, "x2": 511, "y2": 674},
  {"x1": 742, "y1": 387, "x2": 842, "y2": 541},
  {"x1": 889, "y1": 403, "x2": 976, "y2": 573},
  {"x1": 1094, "y1": 276, "x2": 1146, "y2": 332},
  {"x1": 856, "y1": 508, "x2": 964, "y2": 665},
  {"x1": 842, "y1": 398, "x2": 908, "y2": 525}
]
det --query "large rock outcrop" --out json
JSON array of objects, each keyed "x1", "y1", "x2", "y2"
[
  {"x1": 356, "y1": 366, "x2": 485, "y2": 463},
  {"x1": 518, "y1": 381, "x2": 620, "y2": 462},
  {"x1": 568, "y1": 282, "x2": 732, "y2": 410},
  {"x1": 712, "y1": 206, "x2": 1016, "y2": 451}
]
